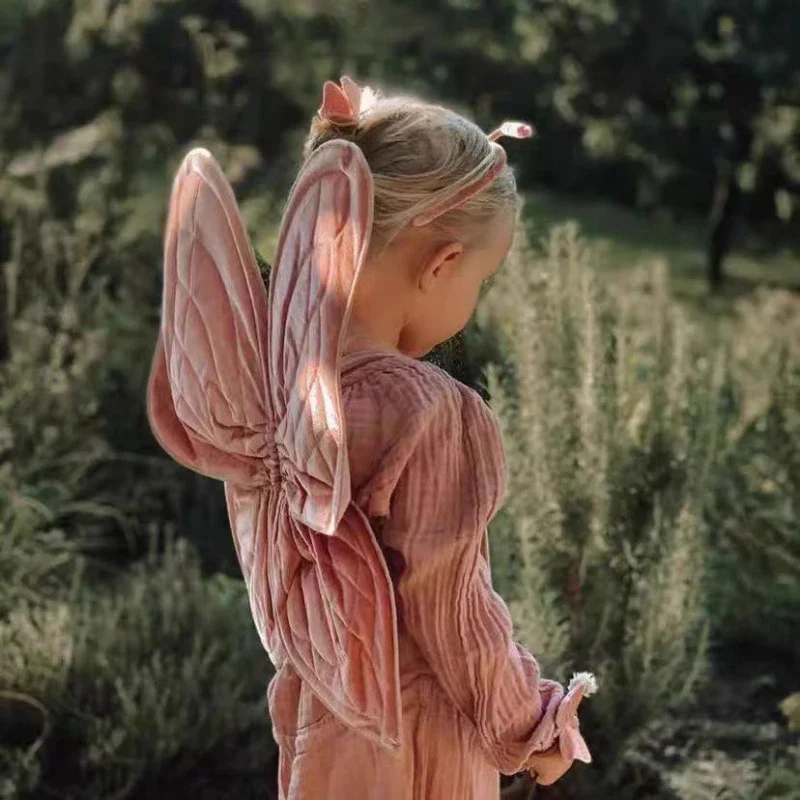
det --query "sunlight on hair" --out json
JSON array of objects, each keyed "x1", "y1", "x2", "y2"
[{"x1": 304, "y1": 85, "x2": 518, "y2": 252}]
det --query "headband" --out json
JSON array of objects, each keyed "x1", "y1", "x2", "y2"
[{"x1": 319, "y1": 76, "x2": 534, "y2": 227}]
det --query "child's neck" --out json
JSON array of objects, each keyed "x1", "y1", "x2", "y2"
[
  {"x1": 345, "y1": 249, "x2": 414, "y2": 357},
  {"x1": 342, "y1": 315, "x2": 401, "y2": 358}
]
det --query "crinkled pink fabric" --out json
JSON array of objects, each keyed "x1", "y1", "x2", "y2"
[{"x1": 146, "y1": 145, "x2": 594, "y2": 799}]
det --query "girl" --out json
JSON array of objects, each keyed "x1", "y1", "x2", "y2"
[{"x1": 147, "y1": 76, "x2": 596, "y2": 799}]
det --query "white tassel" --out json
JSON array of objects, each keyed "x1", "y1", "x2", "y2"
[{"x1": 568, "y1": 671, "x2": 598, "y2": 697}]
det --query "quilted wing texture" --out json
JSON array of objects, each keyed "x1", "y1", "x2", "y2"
[{"x1": 147, "y1": 144, "x2": 402, "y2": 750}]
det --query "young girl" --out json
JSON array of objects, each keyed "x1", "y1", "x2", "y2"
[{"x1": 147, "y1": 76, "x2": 596, "y2": 799}]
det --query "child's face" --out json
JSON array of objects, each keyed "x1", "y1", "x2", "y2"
[{"x1": 399, "y1": 208, "x2": 516, "y2": 358}]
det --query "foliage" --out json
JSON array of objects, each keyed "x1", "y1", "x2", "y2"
[
  {"x1": 485, "y1": 224, "x2": 738, "y2": 795},
  {"x1": 2, "y1": 0, "x2": 799, "y2": 232},
  {"x1": 0, "y1": 122, "x2": 201, "y2": 572},
  {"x1": 511, "y1": 0, "x2": 800, "y2": 223},
  {"x1": 0, "y1": 533, "x2": 273, "y2": 799},
  {"x1": 704, "y1": 291, "x2": 800, "y2": 660},
  {"x1": 0, "y1": 2, "x2": 798, "y2": 798}
]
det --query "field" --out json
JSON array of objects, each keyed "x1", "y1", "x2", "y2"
[
  {"x1": 525, "y1": 190, "x2": 800, "y2": 311},
  {"x1": 2, "y1": 180, "x2": 798, "y2": 798}
]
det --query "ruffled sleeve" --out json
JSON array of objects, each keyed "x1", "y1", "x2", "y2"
[{"x1": 363, "y1": 366, "x2": 595, "y2": 783}]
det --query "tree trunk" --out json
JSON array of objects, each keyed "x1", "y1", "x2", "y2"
[
  {"x1": 707, "y1": 160, "x2": 739, "y2": 291},
  {"x1": 706, "y1": 57, "x2": 760, "y2": 292}
]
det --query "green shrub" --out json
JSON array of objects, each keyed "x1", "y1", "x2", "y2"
[
  {"x1": 704, "y1": 291, "x2": 800, "y2": 661},
  {"x1": 0, "y1": 288, "x2": 112, "y2": 617},
  {"x1": 0, "y1": 532, "x2": 273, "y2": 800},
  {"x1": 485, "y1": 223, "x2": 734, "y2": 796}
]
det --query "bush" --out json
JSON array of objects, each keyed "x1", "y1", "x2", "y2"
[
  {"x1": 704, "y1": 291, "x2": 800, "y2": 662},
  {"x1": 0, "y1": 150, "x2": 275, "y2": 798},
  {"x1": 0, "y1": 532, "x2": 273, "y2": 800},
  {"x1": 485, "y1": 223, "x2": 734, "y2": 796}
]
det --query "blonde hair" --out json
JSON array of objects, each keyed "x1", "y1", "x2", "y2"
[{"x1": 303, "y1": 94, "x2": 518, "y2": 253}]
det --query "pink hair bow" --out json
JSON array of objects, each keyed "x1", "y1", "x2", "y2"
[{"x1": 319, "y1": 75, "x2": 379, "y2": 123}]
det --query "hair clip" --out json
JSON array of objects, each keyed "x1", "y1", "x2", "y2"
[
  {"x1": 319, "y1": 76, "x2": 379, "y2": 124},
  {"x1": 488, "y1": 121, "x2": 536, "y2": 142}
]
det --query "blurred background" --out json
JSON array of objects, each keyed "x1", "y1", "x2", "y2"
[{"x1": 0, "y1": 1, "x2": 798, "y2": 798}]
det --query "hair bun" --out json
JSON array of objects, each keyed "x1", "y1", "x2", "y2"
[
  {"x1": 306, "y1": 109, "x2": 361, "y2": 157},
  {"x1": 314, "y1": 114, "x2": 357, "y2": 135}
]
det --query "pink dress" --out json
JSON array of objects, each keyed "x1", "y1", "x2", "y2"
[{"x1": 146, "y1": 145, "x2": 595, "y2": 800}]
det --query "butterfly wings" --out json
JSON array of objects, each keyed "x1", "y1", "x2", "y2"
[
  {"x1": 147, "y1": 143, "x2": 402, "y2": 750},
  {"x1": 147, "y1": 147, "x2": 274, "y2": 488},
  {"x1": 269, "y1": 141, "x2": 373, "y2": 534},
  {"x1": 268, "y1": 140, "x2": 401, "y2": 748}
]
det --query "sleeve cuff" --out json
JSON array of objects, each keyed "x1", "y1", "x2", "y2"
[{"x1": 525, "y1": 672, "x2": 596, "y2": 785}]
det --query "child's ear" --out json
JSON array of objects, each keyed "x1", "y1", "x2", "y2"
[{"x1": 418, "y1": 241, "x2": 464, "y2": 292}]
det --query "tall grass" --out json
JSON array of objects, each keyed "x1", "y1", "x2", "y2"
[
  {"x1": 485, "y1": 223, "x2": 733, "y2": 795},
  {"x1": 0, "y1": 531, "x2": 273, "y2": 800},
  {"x1": 2, "y1": 173, "x2": 797, "y2": 796}
]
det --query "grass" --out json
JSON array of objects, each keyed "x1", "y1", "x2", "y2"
[{"x1": 523, "y1": 190, "x2": 800, "y2": 324}]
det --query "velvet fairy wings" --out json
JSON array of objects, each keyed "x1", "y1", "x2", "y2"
[{"x1": 146, "y1": 143, "x2": 403, "y2": 749}]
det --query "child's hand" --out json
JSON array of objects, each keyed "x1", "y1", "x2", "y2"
[{"x1": 526, "y1": 741, "x2": 572, "y2": 785}]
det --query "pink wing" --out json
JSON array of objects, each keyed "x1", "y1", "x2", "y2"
[
  {"x1": 147, "y1": 143, "x2": 402, "y2": 750},
  {"x1": 147, "y1": 147, "x2": 274, "y2": 488},
  {"x1": 146, "y1": 148, "x2": 280, "y2": 656},
  {"x1": 267, "y1": 140, "x2": 402, "y2": 749},
  {"x1": 268, "y1": 140, "x2": 372, "y2": 535}
]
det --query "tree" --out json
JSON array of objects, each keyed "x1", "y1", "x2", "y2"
[{"x1": 511, "y1": 0, "x2": 800, "y2": 288}]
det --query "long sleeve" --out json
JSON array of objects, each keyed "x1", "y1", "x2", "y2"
[{"x1": 359, "y1": 368, "x2": 593, "y2": 782}]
